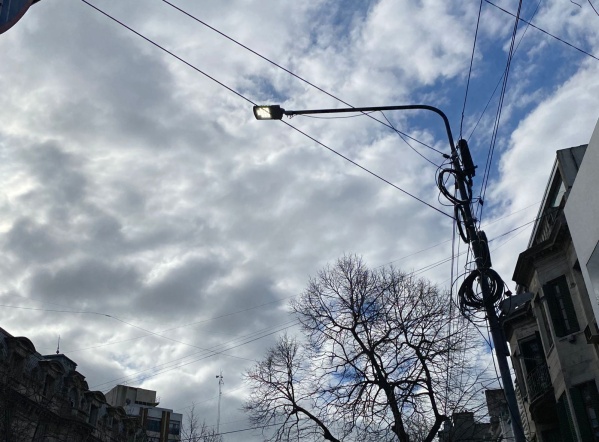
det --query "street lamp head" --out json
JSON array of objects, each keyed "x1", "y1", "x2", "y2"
[{"x1": 253, "y1": 105, "x2": 285, "y2": 120}]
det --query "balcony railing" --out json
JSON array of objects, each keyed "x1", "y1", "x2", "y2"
[
  {"x1": 535, "y1": 207, "x2": 559, "y2": 245},
  {"x1": 526, "y1": 363, "x2": 552, "y2": 403}
]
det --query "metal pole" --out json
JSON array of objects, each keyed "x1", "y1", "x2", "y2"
[
  {"x1": 216, "y1": 372, "x2": 223, "y2": 434},
  {"x1": 449, "y1": 150, "x2": 526, "y2": 442}
]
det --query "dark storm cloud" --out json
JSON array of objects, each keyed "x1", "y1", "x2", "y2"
[
  {"x1": 205, "y1": 274, "x2": 288, "y2": 334},
  {"x1": 19, "y1": 142, "x2": 87, "y2": 208},
  {"x1": 4, "y1": 217, "x2": 69, "y2": 263},
  {"x1": 139, "y1": 256, "x2": 228, "y2": 317},
  {"x1": 28, "y1": 258, "x2": 140, "y2": 308}
]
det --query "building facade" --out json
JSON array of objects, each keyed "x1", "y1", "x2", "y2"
[
  {"x1": 0, "y1": 326, "x2": 144, "y2": 441},
  {"x1": 0, "y1": 326, "x2": 184, "y2": 442},
  {"x1": 106, "y1": 385, "x2": 182, "y2": 442},
  {"x1": 566, "y1": 118, "x2": 599, "y2": 329},
  {"x1": 503, "y1": 134, "x2": 599, "y2": 441}
]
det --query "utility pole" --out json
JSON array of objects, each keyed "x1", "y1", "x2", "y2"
[
  {"x1": 252, "y1": 104, "x2": 526, "y2": 442},
  {"x1": 446, "y1": 139, "x2": 526, "y2": 442},
  {"x1": 216, "y1": 372, "x2": 224, "y2": 434}
]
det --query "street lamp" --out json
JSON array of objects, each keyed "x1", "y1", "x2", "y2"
[
  {"x1": 253, "y1": 103, "x2": 526, "y2": 442},
  {"x1": 253, "y1": 104, "x2": 458, "y2": 152}
]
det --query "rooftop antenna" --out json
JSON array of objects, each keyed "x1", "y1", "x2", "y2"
[
  {"x1": 56, "y1": 335, "x2": 60, "y2": 354},
  {"x1": 216, "y1": 372, "x2": 224, "y2": 434}
]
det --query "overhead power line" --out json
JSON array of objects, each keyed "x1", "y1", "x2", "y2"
[
  {"x1": 460, "y1": 0, "x2": 484, "y2": 140},
  {"x1": 160, "y1": 0, "x2": 448, "y2": 165},
  {"x1": 477, "y1": 0, "x2": 523, "y2": 225},
  {"x1": 467, "y1": 0, "x2": 542, "y2": 142},
  {"x1": 281, "y1": 120, "x2": 453, "y2": 219},
  {"x1": 81, "y1": 0, "x2": 451, "y2": 219},
  {"x1": 92, "y1": 321, "x2": 298, "y2": 390},
  {"x1": 80, "y1": 0, "x2": 254, "y2": 105},
  {"x1": 485, "y1": 0, "x2": 599, "y2": 62}
]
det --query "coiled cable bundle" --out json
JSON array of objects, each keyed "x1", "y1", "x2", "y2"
[
  {"x1": 437, "y1": 168, "x2": 471, "y2": 205},
  {"x1": 458, "y1": 268, "x2": 504, "y2": 316}
]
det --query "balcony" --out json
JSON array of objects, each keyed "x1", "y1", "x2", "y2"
[
  {"x1": 526, "y1": 363, "x2": 552, "y2": 404},
  {"x1": 535, "y1": 207, "x2": 560, "y2": 245}
]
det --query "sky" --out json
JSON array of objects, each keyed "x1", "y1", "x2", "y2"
[{"x1": 1, "y1": 0, "x2": 599, "y2": 439}]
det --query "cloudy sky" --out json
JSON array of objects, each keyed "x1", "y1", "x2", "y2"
[{"x1": 2, "y1": 0, "x2": 599, "y2": 439}]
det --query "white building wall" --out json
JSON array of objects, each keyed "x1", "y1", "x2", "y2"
[{"x1": 565, "y1": 117, "x2": 599, "y2": 326}]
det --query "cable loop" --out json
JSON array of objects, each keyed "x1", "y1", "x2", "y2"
[
  {"x1": 454, "y1": 205, "x2": 470, "y2": 243},
  {"x1": 458, "y1": 269, "x2": 504, "y2": 316},
  {"x1": 437, "y1": 168, "x2": 471, "y2": 205}
]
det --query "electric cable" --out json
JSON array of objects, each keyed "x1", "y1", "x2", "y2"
[
  {"x1": 15, "y1": 295, "x2": 297, "y2": 357},
  {"x1": 477, "y1": 0, "x2": 523, "y2": 226},
  {"x1": 590, "y1": 0, "x2": 599, "y2": 17},
  {"x1": 485, "y1": 0, "x2": 599, "y2": 62},
  {"x1": 1, "y1": 298, "x2": 299, "y2": 378},
  {"x1": 92, "y1": 321, "x2": 299, "y2": 390},
  {"x1": 81, "y1": 0, "x2": 254, "y2": 106},
  {"x1": 64, "y1": 317, "x2": 298, "y2": 357},
  {"x1": 437, "y1": 168, "x2": 471, "y2": 205},
  {"x1": 159, "y1": 0, "x2": 446, "y2": 159},
  {"x1": 378, "y1": 201, "x2": 541, "y2": 269},
  {"x1": 380, "y1": 214, "x2": 542, "y2": 279},
  {"x1": 468, "y1": 0, "x2": 543, "y2": 142},
  {"x1": 281, "y1": 120, "x2": 454, "y2": 219},
  {"x1": 458, "y1": 268, "x2": 504, "y2": 315},
  {"x1": 60, "y1": 297, "x2": 296, "y2": 354},
  {"x1": 301, "y1": 109, "x2": 444, "y2": 165},
  {"x1": 460, "y1": 0, "x2": 484, "y2": 140},
  {"x1": 379, "y1": 111, "x2": 441, "y2": 168},
  {"x1": 108, "y1": 321, "x2": 298, "y2": 382},
  {"x1": 444, "y1": 189, "x2": 460, "y2": 415},
  {"x1": 81, "y1": 0, "x2": 452, "y2": 220}
]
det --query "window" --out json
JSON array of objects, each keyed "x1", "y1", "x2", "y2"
[
  {"x1": 519, "y1": 334, "x2": 551, "y2": 401},
  {"x1": 588, "y1": 242, "x2": 599, "y2": 309},
  {"x1": 146, "y1": 418, "x2": 161, "y2": 432},
  {"x1": 169, "y1": 421, "x2": 180, "y2": 435},
  {"x1": 10, "y1": 353, "x2": 25, "y2": 377},
  {"x1": 550, "y1": 176, "x2": 566, "y2": 208},
  {"x1": 571, "y1": 381, "x2": 599, "y2": 441},
  {"x1": 89, "y1": 404, "x2": 99, "y2": 426},
  {"x1": 520, "y1": 334, "x2": 544, "y2": 374},
  {"x1": 69, "y1": 388, "x2": 79, "y2": 408},
  {"x1": 540, "y1": 301, "x2": 554, "y2": 349},
  {"x1": 43, "y1": 375, "x2": 55, "y2": 397},
  {"x1": 556, "y1": 392, "x2": 576, "y2": 442},
  {"x1": 543, "y1": 275, "x2": 580, "y2": 337}
]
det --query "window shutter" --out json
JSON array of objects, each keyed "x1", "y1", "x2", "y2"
[
  {"x1": 557, "y1": 393, "x2": 576, "y2": 442},
  {"x1": 557, "y1": 276, "x2": 580, "y2": 334},
  {"x1": 571, "y1": 386, "x2": 593, "y2": 441},
  {"x1": 544, "y1": 282, "x2": 566, "y2": 337}
]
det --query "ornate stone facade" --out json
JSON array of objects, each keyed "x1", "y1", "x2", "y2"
[{"x1": 0, "y1": 326, "x2": 145, "y2": 442}]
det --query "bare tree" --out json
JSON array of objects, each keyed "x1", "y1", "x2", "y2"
[
  {"x1": 245, "y1": 255, "x2": 490, "y2": 442},
  {"x1": 181, "y1": 403, "x2": 223, "y2": 442}
]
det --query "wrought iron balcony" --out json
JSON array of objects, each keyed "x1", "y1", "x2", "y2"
[
  {"x1": 526, "y1": 363, "x2": 552, "y2": 403},
  {"x1": 535, "y1": 207, "x2": 560, "y2": 245}
]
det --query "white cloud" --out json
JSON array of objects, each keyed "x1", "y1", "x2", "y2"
[{"x1": 2, "y1": 0, "x2": 599, "y2": 439}]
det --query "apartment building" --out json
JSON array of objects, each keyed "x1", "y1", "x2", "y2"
[
  {"x1": 106, "y1": 385, "x2": 182, "y2": 442},
  {"x1": 502, "y1": 120, "x2": 599, "y2": 442},
  {"x1": 0, "y1": 325, "x2": 184, "y2": 442},
  {"x1": 0, "y1": 326, "x2": 144, "y2": 441}
]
